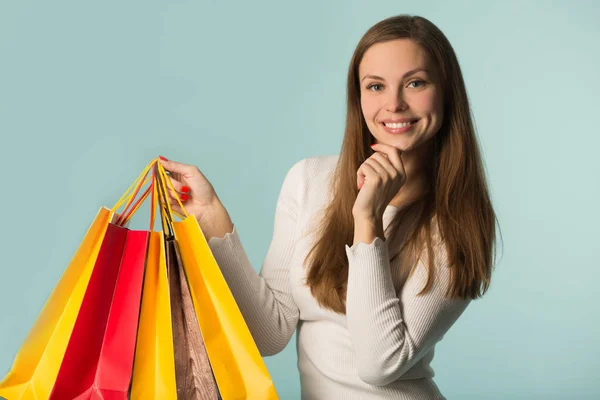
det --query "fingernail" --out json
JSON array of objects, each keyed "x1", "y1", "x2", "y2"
[
  {"x1": 180, "y1": 194, "x2": 189, "y2": 201},
  {"x1": 182, "y1": 186, "x2": 190, "y2": 193},
  {"x1": 159, "y1": 155, "x2": 168, "y2": 161},
  {"x1": 370, "y1": 144, "x2": 376, "y2": 148}
]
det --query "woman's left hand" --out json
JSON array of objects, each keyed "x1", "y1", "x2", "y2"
[{"x1": 352, "y1": 143, "x2": 407, "y2": 220}]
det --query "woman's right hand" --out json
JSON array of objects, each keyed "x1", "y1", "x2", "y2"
[{"x1": 158, "y1": 156, "x2": 221, "y2": 223}]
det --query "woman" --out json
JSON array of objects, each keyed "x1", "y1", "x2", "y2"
[{"x1": 160, "y1": 14, "x2": 497, "y2": 400}]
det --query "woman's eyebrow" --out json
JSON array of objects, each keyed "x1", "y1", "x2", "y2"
[{"x1": 361, "y1": 68, "x2": 429, "y2": 82}]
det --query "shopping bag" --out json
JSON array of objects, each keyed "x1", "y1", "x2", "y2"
[
  {"x1": 166, "y1": 236, "x2": 221, "y2": 399},
  {"x1": 0, "y1": 159, "x2": 155, "y2": 400},
  {"x1": 156, "y1": 162, "x2": 279, "y2": 400},
  {"x1": 48, "y1": 225, "x2": 148, "y2": 399},
  {"x1": 130, "y1": 231, "x2": 178, "y2": 400},
  {"x1": 0, "y1": 208, "x2": 112, "y2": 400}
]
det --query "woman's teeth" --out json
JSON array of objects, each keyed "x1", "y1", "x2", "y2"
[{"x1": 383, "y1": 121, "x2": 414, "y2": 128}]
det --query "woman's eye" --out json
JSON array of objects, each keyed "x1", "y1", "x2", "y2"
[
  {"x1": 408, "y1": 80, "x2": 425, "y2": 88},
  {"x1": 367, "y1": 83, "x2": 383, "y2": 91}
]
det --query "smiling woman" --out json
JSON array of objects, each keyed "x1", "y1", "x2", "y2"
[
  {"x1": 357, "y1": 38, "x2": 444, "y2": 209},
  {"x1": 159, "y1": 14, "x2": 498, "y2": 400}
]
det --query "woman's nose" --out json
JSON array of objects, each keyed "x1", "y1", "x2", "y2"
[{"x1": 385, "y1": 90, "x2": 408, "y2": 112}]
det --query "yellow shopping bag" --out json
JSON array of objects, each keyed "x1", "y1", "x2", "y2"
[
  {"x1": 0, "y1": 208, "x2": 111, "y2": 399},
  {"x1": 130, "y1": 231, "x2": 177, "y2": 399},
  {"x1": 0, "y1": 160, "x2": 156, "y2": 400},
  {"x1": 156, "y1": 163, "x2": 279, "y2": 400}
]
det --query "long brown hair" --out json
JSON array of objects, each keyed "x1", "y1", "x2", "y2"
[{"x1": 304, "y1": 14, "x2": 499, "y2": 314}]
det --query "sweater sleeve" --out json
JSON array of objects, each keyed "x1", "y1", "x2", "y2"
[
  {"x1": 344, "y1": 237, "x2": 470, "y2": 386},
  {"x1": 206, "y1": 159, "x2": 305, "y2": 356}
]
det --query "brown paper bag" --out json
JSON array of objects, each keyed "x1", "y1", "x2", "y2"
[{"x1": 166, "y1": 236, "x2": 221, "y2": 400}]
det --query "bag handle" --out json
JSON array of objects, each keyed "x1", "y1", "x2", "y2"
[
  {"x1": 153, "y1": 161, "x2": 189, "y2": 237},
  {"x1": 156, "y1": 161, "x2": 188, "y2": 218},
  {"x1": 154, "y1": 163, "x2": 173, "y2": 237},
  {"x1": 111, "y1": 159, "x2": 156, "y2": 212},
  {"x1": 114, "y1": 161, "x2": 155, "y2": 226},
  {"x1": 112, "y1": 157, "x2": 191, "y2": 232},
  {"x1": 110, "y1": 158, "x2": 160, "y2": 230}
]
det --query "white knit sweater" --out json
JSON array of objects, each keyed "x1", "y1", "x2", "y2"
[{"x1": 207, "y1": 155, "x2": 470, "y2": 400}]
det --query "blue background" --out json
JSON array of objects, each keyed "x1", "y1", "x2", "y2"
[{"x1": 1, "y1": 1, "x2": 598, "y2": 398}]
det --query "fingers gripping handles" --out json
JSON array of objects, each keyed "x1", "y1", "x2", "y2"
[{"x1": 154, "y1": 160, "x2": 189, "y2": 237}]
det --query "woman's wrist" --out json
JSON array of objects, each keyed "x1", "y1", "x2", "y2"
[
  {"x1": 352, "y1": 216, "x2": 385, "y2": 246},
  {"x1": 198, "y1": 199, "x2": 234, "y2": 241}
]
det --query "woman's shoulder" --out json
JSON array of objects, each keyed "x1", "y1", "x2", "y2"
[
  {"x1": 304, "y1": 154, "x2": 340, "y2": 169},
  {"x1": 284, "y1": 154, "x2": 339, "y2": 188},
  {"x1": 291, "y1": 154, "x2": 339, "y2": 173},
  {"x1": 280, "y1": 154, "x2": 340, "y2": 216}
]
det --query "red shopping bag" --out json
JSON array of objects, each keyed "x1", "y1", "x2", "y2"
[{"x1": 48, "y1": 220, "x2": 149, "y2": 399}]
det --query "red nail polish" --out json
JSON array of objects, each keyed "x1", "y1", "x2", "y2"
[
  {"x1": 180, "y1": 194, "x2": 189, "y2": 201},
  {"x1": 182, "y1": 186, "x2": 190, "y2": 193},
  {"x1": 159, "y1": 155, "x2": 168, "y2": 161},
  {"x1": 370, "y1": 144, "x2": 375, "y2": 148}
]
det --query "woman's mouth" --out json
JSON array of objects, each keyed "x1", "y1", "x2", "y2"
[{"x1": 380, "y1": 119, "x2": 419, "y2": 135}]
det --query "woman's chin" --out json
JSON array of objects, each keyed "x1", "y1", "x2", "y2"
[{"x1": 387, "y1": 139, "x2": 411, "y2": 152}]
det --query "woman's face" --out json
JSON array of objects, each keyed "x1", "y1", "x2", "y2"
[{"x1": 358, "y1": 39, "x2": 444, "y2": 153}]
